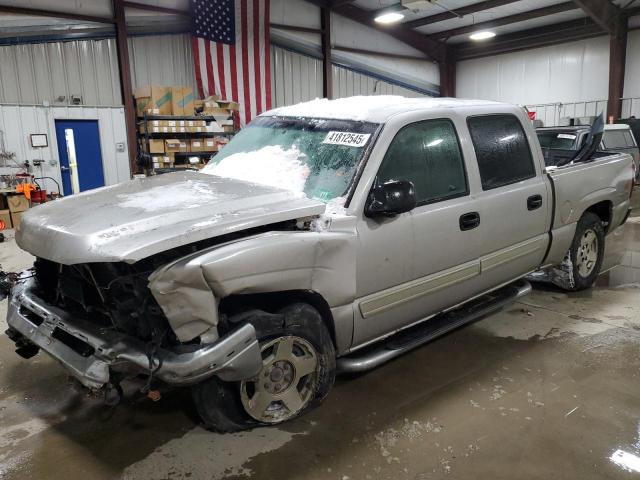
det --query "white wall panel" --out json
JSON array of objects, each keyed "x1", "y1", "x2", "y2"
[
  {"x1": 624, "y1": 30, "x2": 640, "y2": 100},
  {"x1": 457, "y1": 36, "x2": 610, "y2": 105},
  {"x1": 0, "y1": 39, "x2": 120, "y2": 106},
  {"x1": 0, "y1": 105, "x2": 130, "y2": 194},
  {"x1": 332, "y1": 64, "x2": 424, "y2": 99},
  {"x1": 0, "y1": 34, "x2": 195, "y2": 106},
  {"x1": 128, "y1": 34, "x2": 197, "y2": 91},
  {"x1": 270, "y1": 45, "x2": 427, "y2": 108},
  {"x1": 270, "y1": 46, "x2": 323, "y2": 108}
]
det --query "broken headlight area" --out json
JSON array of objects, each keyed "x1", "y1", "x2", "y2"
[{"x1": 33, "y1": 257, "x2": 178, "y2": 348}]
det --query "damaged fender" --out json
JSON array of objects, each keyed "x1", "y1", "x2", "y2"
[{"x1": 148, "y1": 231, "x2": 357, "y2": 343}]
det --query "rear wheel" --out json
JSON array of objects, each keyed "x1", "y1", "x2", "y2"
[
  {"x1": 192, "y1": 303, "x2": 336, "y2": 432},
  {"x1": 567, "y1": 212, "x2": 605, "y2": 291}
]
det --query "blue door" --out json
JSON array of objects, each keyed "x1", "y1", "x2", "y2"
[{"x1": 54, "y1": 120, "x2": 105, "y2": 195}]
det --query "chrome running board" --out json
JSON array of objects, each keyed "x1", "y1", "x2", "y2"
[{"x1": 337, "y1": 280, "x2": 532, "y2": 373}]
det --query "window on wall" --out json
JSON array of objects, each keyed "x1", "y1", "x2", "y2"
[
  {"x1": 377, "y1": 119, "x2": 468, "y2": 205},
  {"x1": 467, "y1": 114, "x2": 536, "y2": 190}
]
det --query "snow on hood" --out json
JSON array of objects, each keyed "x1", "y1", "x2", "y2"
[
  {"x1": 202, "y1": 145, "x2": 311, "y2": 193},
  {"x1": 16, "y1": 172, "x2": 327, "y2": 264}
]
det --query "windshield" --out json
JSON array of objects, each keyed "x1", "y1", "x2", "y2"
[
  {"x1": 537, "y1": 131, "x2": 580, "y2": 150},
  {"x1": 202, "y1": 116, "x2": 379, "y2": 202}
]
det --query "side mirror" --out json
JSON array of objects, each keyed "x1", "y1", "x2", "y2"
[{"x1": 365, "y1": 180, "x2": 417, "y2": 218}]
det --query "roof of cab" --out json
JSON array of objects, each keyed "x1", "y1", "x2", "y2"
[{"x1": 261, "y1": 95, "x2": 505, "y2": 124}]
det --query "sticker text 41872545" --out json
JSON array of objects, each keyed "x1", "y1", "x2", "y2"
[{"x1": 322, "y1": 131, "x2": 371, "y2": 147}]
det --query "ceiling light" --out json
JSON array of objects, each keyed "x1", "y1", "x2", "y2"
[
  {"x1": 374, "y1": 12, "x2": 405, "y2": 24},
  {"x1": 469, "y1": 30, "x2": 496, "y2": 41}
]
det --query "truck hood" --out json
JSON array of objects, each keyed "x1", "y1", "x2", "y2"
[{"x1": 16, "y1": 171, "x2": 326, "y2": 264}]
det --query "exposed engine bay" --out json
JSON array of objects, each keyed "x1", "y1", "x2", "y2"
[{"x1": 29, "y1": 219, "x2": 303, "y2": 349}]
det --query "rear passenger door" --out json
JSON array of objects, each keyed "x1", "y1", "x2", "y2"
[{"x1": 466, "y1": 114, "x2": 550, "y2": 286}]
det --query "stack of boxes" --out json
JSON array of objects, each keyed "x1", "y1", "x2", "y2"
[
  {"x1": 0, "y1": 195, "x2": 30, "y2": 229},
  {"x1": 135, "y1": 86, "x2": 237, "y2": 171}
]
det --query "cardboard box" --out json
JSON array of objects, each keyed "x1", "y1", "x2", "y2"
[
  {"x1": 0, "y1": 209, "x2": 12, "y2": 229},
  {"x1": 10, "y1": 211, "x2": 23, "y2": 229},
  {"x1": 190, "y1": 139, "x2": 204, "y2": 152},
  {"x1": 218, "y1": 100, "x2": 240, "y2": 111},
  {"x1": 171, "y1": 86, "x2": 195, "y2": 116},
  {"x1": 223, "y1": 125, "x2": 235, "y2": 133},
  {"x1": 148, "y1": 139, "x2": 165, "y2": 154},
  {"x1": 203, "y1": 107, "x2": 233, "y2": 117},
  {"x1": 165, "y1": 139, "x2": 181, "y2": 154},
  {"x1": 134, "y1": 85, "x2": 172, "y2": 116},
  {"x1": 203, "y1": 138, "x2": 217, "y2": 152},
  {"x1": 178, "y1": 141, "x2": 189, "y2": 153},
  {"x1": 7, "y1": 195, "x2": 29, "y2": 213}
]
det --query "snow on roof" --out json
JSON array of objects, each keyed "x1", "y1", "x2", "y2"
[{"x1": 262, "y1": 96, "x2": 503, "y2": 123}]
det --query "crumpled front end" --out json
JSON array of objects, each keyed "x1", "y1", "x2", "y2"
[{"x1": 5, "y1": 275, "x2": 262, "y2": 389}]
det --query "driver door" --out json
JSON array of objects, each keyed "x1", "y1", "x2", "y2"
[{"x1": 353, "y1": 118, "x2": 482, "y2": 348}]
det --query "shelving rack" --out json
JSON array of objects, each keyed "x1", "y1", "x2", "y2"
[{"x1": 137, "y1": 113, "x2": 236, "y2": 173}]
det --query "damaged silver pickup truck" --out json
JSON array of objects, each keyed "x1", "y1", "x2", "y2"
[{"x1": 5, "y1": 97, "x2": 634, "y2": 431}]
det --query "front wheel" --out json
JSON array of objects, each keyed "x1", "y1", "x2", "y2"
[
  {"x1": 192, "y1": 303, "x2": 336, "y2": 432},
  {"x1": 567, "y1": 212, "x2": 605, "y2": 291}
]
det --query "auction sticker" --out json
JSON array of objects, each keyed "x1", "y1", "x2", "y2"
[
  {"x1": 557, "y1": 134, "x2": 576, "y2": 140},
  {"x1": 323, "y1": 131, "x2": 371, "y2": 147}
]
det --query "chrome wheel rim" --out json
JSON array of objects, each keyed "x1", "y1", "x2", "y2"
[
  {"x1": 576, "y1": 229, "x2": 598, "y2": 277},
  {"x1": 240, "y1": 335, "x2": 318, "y2": 423}
]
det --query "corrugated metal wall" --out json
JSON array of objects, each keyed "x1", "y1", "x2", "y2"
[
  {"x1": 331, "y1": 64, "x2": 423, "y2": 99},
  {"x1": 0, "y1": 105, "x2": 130, "y2": 193},
  {"x1": 128, "y1": 34, "x2": 197, "y2": 92},
  {"x1": 457, "y1": 36, "x2": 610, "y2": 106},
  {"x1": 0, "y1": 39, "x2": 121, "y2": 106},
  {"x1": 270, "y1": 45, "x2": 425, "y2": 108},
  {"x1": 0, "y1": 34, "x2": 196, "y2": 106}
]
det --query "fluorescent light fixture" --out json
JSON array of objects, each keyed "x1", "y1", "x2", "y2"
[
  {"x1": 469, "y1": 30, "x2": 496, "y2": 41},
  {"x1": 374, "y1": 12, "x2": 405, "y2": 24}
]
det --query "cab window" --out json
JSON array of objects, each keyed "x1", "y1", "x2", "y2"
[
  {"x1": 467, "y1": 114, "x2": 536, "y2": 190},
  {"x1": 376, "y1": 119, "x2": 468, "y2": 205}
]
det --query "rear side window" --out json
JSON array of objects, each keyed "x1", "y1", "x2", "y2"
[
  {"x1": 467, "y1": 114, "x2": 536, "y2": 190},
  {"x1": 377, "y1": 119, "x2": 468, "y2": 205},
  {"x1": 603, "y1": 130, "x2": 631, "y2": 149},
  {"x1": 624, "y1": 130, "x2": 637, "y2": 147}
]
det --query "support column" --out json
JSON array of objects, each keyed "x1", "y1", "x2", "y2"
[
  {"x1": 607, "y1": 17, "x2": 627, "y2": 122},
  {"x1": 321, "y1": 7, "x2": 333, "y2": 99},
  {"x1": 439, "y1": 47, "x2": 456, "y2": 98},
  {"x1": 113, "y1": 0, "x2": 138, "y2": 176}
]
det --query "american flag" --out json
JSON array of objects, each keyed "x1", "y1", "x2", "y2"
[{"x1": 190, "y1": 0, "x2": 272, "y2": 127}]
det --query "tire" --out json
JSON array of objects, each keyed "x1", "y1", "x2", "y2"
[
  {"x1": 566, "y1": 212, "x2": 605, "y2": 291},
  {"x1": 192, "y1": 303, "x2": 336, "y2": 432}
]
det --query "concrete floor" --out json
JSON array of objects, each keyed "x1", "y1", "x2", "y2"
[{"x1": 0, "y1": 217, "x2": 639, "y2": 480}]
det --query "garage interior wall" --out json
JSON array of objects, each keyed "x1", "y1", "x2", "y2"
[
  {"x1": 457, "y1": 32, "x2": 640, "y2": 126},
  {"x1": 0, "y1": 105, "x2": 130, "y2": 194},
  {"x1": 0, "y1": 0, "x2": 439, "y2": 189},
  {"x1": 270, "y1": 45, "x2": 425, "y2": 108}
]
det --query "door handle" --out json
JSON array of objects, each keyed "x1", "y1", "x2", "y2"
[
  {"x1": 527, "y1": 194, "x2": 543, "y2": 210},
  {"x1": 459, "y1": 212, "x2": 480, "y2": 231},
  {"x1": 60, "y1": 166, "x2": 70, "y2": 172}
]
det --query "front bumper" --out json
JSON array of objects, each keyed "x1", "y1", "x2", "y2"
[{"x1": 6, "y1": 275, "x2": 263, "y2": 389}]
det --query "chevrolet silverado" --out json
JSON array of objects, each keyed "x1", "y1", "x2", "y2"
[{"x1": 5, "y1": 97, "x2": 634, "y2": 431}]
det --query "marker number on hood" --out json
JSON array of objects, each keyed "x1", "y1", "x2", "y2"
[{"x1": 323, "y1": 131, "x2": 371, "y2": 147}]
